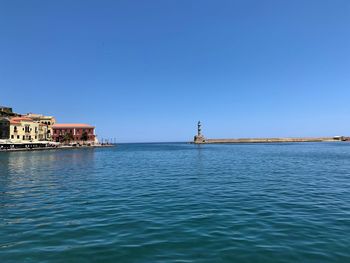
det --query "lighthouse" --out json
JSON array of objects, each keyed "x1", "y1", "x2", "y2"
[{"x1": 194, "y1": 121, "x2": 206, "y2": 143}]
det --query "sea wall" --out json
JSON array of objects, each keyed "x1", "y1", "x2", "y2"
[{"x1": 194, "y1": 137, "x2": 339, "y2": 144}]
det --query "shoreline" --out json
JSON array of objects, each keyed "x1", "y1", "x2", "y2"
[{"x1": 0, "y1": 144, "x2": 115, "y2": 153}]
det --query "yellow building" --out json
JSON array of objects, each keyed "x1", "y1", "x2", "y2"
[
  {"x1": 25, "y1": 113, "x2": 56, "y2": 141},
  {"x1": 9, "y1": 117, "x2": 43, "y2": 143}
]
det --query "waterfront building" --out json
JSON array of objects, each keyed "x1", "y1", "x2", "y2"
[
  {"x1": 8, "y1": 117, "x2": 43, "y2": 143},
  {"x1": 0, "y1": 118, "x2": 10, "y2": 139},
  {"x1": 25, "y1": 113, "x2": 56, "y2": 141},
  {"x1": 52, "y1": 124, "x2": 96, "y2": 144}
]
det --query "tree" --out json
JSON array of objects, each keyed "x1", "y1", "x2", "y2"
[
  {"x1": 80, "y1": 131, "x2": 88, "y2": 142},
  {"x1": 62, "y1": 133, "x2": 74, "y2": 144}
]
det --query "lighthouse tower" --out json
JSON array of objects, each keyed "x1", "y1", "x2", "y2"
[{"x1": 194, "y1": 121, "x2": 206, "y2": 143}]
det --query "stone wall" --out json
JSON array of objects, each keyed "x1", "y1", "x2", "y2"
[{"x1": 203, "y1": 137, "x2": 337, "y2": 144}]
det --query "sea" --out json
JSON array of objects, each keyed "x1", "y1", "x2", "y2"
[{"x1": 0, "y1": 142, "x2": 349, "y2": 262}]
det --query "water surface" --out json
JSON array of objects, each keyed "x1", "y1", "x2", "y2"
[{"x1": 1, "y1": 143, "x2": 350, "y2": 262}]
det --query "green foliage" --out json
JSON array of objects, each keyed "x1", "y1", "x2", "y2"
[
  {"x1": 62, "y1": 133, "x2": 74, "y2": 143},
  {"x1": 81, "y1": 131, "x2": 88, "y2": 141}
]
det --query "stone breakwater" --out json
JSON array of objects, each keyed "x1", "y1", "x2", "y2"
[
  {"x1": 194, "y1": 137, "x2": 342, "y2": 144},
  {"x1": 192, "y1": 121, "x2": 349, "y2": 144}
]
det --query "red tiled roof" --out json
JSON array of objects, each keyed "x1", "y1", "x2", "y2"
[
  {"x1": 11, "y1": 117, "x2": 33, "y2": 122},
  {"x1": 52, "y1": 123, "x2": 95, "y2": 129}
]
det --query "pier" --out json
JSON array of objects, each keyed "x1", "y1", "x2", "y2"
[{"x1": 193, "y1": 121, "x2": 348, "y2": 144}]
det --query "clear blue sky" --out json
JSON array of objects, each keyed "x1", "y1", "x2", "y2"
[{"x1": 1, "y1": 0, "x2": 349, "y2": 142}]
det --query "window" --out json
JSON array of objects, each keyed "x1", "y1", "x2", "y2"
[
  {"x1": 23, "y1": 135, "x2": 25, "y2": 140},
  {"x1": 11, "y1": 135, "x2": 14, "y2": 139},
  {"x1": 17, "y1": 135, "x2": 19, "y2": 139},
  {"x1": 14, "y1": 126, "x2": 17, "y2": 132}
]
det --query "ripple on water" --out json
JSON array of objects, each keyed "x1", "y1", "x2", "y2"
[{"x1": 0, "y1": 143, "x2": 350, "y2": 262}]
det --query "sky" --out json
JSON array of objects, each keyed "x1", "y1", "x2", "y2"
[{"x1": 1, "y1": 0, "x2": 350, "y2": 142}]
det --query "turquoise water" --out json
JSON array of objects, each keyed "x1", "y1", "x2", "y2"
[{"x1": 1, "y1": 143, "x2": 350, "y2": 262}]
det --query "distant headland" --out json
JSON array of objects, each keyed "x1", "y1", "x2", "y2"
[{"x1": 193, "y1": 121, "x2": 349, "y2": 144}]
